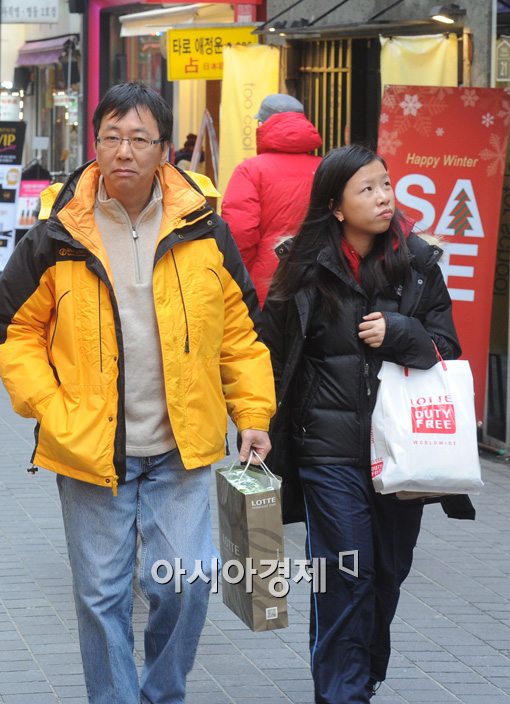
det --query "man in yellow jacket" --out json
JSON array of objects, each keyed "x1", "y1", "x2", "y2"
[{"x1": 0, "y1": 82, "x2": 275, "y2": 704}]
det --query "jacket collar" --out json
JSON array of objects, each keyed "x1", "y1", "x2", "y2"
[
  {"x1": 275, "y1": 230, "x2": 442, "y2": 308},
  {"x1": 95, "y1": 174, "x2": 163, "y2": 225},
  {"x1": 316, "y1": 245, "x2": 367, "y2": 296},
  {"x1": 274, "y1": 237, "x2": 365, "y2": 297},
  {"x1": 42, "y1": 161, "x2": 211, "y2": 280},
  {"x1": 309, "y1": 233, "x2": 441, "y2": 287}
]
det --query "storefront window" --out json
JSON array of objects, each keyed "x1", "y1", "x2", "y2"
[
  {"x1": 51, "y1": 91, "x2": 81, "y2": 174},
  {"x1": 127, "y1": 36, "x2": 162, "y2": 90},
  {"x1": 488, "y1": 83, "x2": 510, "y2": 444},
  {"x1": 106, "y1": 14, "x2": 163, "y2": 93},
  {"x1": 32, "y1": 52, "x2": 81, "y2": 178},
  {"x1": 487, "y1": 145, "x2": 510, "y2": 443}
]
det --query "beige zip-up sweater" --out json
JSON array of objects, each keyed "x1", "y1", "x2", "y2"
[{"x1": 95, "y1": 177, "x2": 175, "y2": 456}]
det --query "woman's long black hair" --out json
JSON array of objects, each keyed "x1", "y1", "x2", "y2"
[{"x1": 269, "y1": 144, "x2": 411, "y2": 310}]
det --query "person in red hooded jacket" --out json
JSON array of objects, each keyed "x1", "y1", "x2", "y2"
[{"x1": 221, "y1": 93, "x2": 322, "y2": 306}]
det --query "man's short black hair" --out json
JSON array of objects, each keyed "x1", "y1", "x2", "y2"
[{"x1": 93, "y1": 82, "x2": 173, "y2": 142}]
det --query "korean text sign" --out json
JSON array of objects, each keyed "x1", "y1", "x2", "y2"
[
  {"x1": 166, "y1": 26, "x2": 257, "y2": 81},
  {"x1": 1, "y1": 0, "x2": 58, "y2": 23},
  {"x1": 378, "y1": 86, "x2": 509, "y2": 421}
]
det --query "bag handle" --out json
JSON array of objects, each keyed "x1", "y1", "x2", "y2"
[
  {"x1": 431, "y1": 340, "x2": 447, "y2": 370},
  {"x1": 404, "y1": 340, "x2": 447, "y2": 377},
  {"x1": 237, "y1": 450, "x2": 280, "y2": 488}
]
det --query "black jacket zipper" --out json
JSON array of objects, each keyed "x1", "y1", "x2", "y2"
[
  {"x1": 49, "y1": 291, "x2": 70, "y2": 350},
  {"x1": 171, "y1": 250, "x2": 190, "y2": 353},
  {"x1": 98, "y1": 278, "x2": 103, "y2": 372}
]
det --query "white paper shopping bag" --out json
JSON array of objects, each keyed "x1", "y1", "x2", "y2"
[{"x1": 370, "y1": 358, "x2": 483, "y2": 495}]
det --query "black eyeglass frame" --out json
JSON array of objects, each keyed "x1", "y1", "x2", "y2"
[{"x1": 95, "y1": 136, "x2": 165, "y2": 150}]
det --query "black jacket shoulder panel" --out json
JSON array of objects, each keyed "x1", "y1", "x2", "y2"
[
  {"x1": 407, "y1": 233, "x2": 443, "y2": 274},
  {"x1": 0, "y1": 220, "x2": 58, "y2": 344}
]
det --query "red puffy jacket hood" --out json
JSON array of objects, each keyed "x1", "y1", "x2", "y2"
[
  {"x1": 256, "y1": 112, "x2": 323, "y2": 155},
  {"x1": 221, "y1": 111, "x2": 322, "y2": 305}
]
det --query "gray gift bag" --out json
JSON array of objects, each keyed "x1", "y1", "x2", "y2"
[{"x1": 215, "y1": 454, "x2": 288, "y2": 631}]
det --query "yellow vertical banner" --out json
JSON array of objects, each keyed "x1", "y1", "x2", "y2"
[
  {"x1": 218, "y1": 44, "x2": 280, "y2": 198},
  {"x1": 380, "y1": 34, "x2": 458, "y2": 89}
]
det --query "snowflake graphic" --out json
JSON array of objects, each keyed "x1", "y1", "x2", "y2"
[
  {"x1": 436, "y1": 127, "x2": 445, "y2": 136},
  {"x1": 461, "y1": 89, "x2": 479, "y2": 108},
  {"x1": 381, "y1": 90, "x2": 398, "y2": 112},
  {"x1": 399, "y1": 94, "x2": 423, "y2": 116},
  {"x1": 481, "y1": 113, "x2": 495, "y2": 127},
  {"x1": 378, "y1": 129, "x2": 403, "y2": 156},
  {"x1": 380, "y1": 113, "x2": 389, "y2": 124},
  {"x1": 430, "y1": 87, "x2": 456, "y2": 102},
  {"x1": 381, "y1": 87, "x2": 449, "y2": 136},
  {"x1": 498, "y1": 98, "x2": 510, "y2": 127},
  {"x1": 479, "y1": 133, "x2": 507, "y2": 176}
]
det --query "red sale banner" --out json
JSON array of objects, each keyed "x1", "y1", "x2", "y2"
[{"x1": 378, "y1": 85, "x2": 509, "y2": 422}]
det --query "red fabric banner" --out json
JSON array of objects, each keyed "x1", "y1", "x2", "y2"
[{"x1": 378, "y1": 85, "x2": 509, "y2": 422}]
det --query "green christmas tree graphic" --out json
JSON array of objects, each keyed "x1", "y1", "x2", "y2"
[{"x1": 448, "y1": 188, "x2": 472, "y2": 236}]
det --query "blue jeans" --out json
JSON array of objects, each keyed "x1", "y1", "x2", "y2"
[
  {"x1": 57, "y1": 449, "x2": 214, "y2": 704},
  {"x1": 299, "y1": 464, "x2": 423, "y2": 704}
]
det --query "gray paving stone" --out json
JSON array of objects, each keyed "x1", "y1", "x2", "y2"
[
  {"x1": 181, "y1": 695, "x2": 232, "y2": 704},
  {"x1": 0, "y1": 671, "x2": 46, "y2": 684},
  {"x1": 234, "y1": 700, "x2": 290, "y2": 704},
  {"x1": 0, "y1": 661, "x2": 43, "y2": 674},
  {"x1": 272, "y1": 678, "x2": 315, "y2": 692},
  {"x1": 52, "y1": 686, "x2": 88, "y2": 698},
  {"x1": 2, "y1": 697, "x2": 60, "y2": 704},
  {"x1": 394, "y1": 693, "x2": 460, "y2": 703},
  {"x1": 0, "y1": 681, "x2": 53, "y2": 695},
  {"x1": 454, "y1": 698, "x2": 510, "y2": 704}
]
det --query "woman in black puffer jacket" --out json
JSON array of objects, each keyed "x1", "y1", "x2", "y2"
[{"x1": 262, "y1": 144, "x2": 465, "y2": 704}]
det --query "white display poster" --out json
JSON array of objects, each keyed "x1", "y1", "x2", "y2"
[
  {"x1": 0, "y1": 122, "x2": 26, "y2": 271},
  {"x1": 0, "y1": 164, "x2": 23, "y2": 270}
]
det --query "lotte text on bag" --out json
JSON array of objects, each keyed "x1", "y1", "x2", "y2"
[
  {"x1": 371, "y1": 357, "x2": 483, "y2": 495},
  {"x1": 215, "y1": 453, "x2": 288, "y2": 632}
]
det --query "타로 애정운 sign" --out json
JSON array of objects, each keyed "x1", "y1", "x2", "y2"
[{"x1": 166, "y1": 26, "x2": 257, "y2": 81}]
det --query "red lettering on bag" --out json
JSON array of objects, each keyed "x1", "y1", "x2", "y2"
[
  {"x1": 371, "y1": 460, "x2": 384, "y2": 477},
  {"x1": 411, "y1": 403, "x2": 456, "y2": 434},
  {"x1": 411, "y1": 394, "x2": 452, "y2": 405}
]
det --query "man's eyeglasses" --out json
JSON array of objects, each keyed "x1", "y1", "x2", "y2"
[{"x1": 96, "y1": 136, "x2": 164, "y2": 151}]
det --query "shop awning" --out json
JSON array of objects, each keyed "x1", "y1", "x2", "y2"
[
  {"x1": 119, "y1": 3, "x2": 234, "y2": 37},
  {"x1": 254, "y1": 0, "x2": 458, "y2": 39},
  {"x1": 16, "y1": 35, "x2": 78, "y2": 67}
]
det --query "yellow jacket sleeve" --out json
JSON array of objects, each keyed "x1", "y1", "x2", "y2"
[{"x1": 217, "y1": 224, "x2": 276, "y2": 430}]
